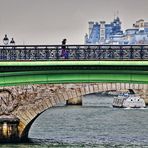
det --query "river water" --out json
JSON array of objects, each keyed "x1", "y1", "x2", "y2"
[{"x1": 1, "y1": 93, "x2": 148, "y2": 148}]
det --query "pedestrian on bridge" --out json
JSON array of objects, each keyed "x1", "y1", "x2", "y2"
[
  {"x1": 61, "y1": 39, "x2": 68, "y2": 59},
  {"x1": 61, "y1": 38, "x2": 68, "y2": 59},
  {"x1": 62, "y1": 38, "x2": 66, "y2": 49},
  {"x1": 61, "y1": 38, "x2": 66, "y2": 56}
]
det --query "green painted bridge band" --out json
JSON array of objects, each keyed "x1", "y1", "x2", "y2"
[{"x1": 0, "y1": 61, "x2": 148, "y2": 86}]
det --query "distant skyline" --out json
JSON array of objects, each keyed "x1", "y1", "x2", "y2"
[{"x1": 0, "y1": 0, "x2": 148, "y2": 45}]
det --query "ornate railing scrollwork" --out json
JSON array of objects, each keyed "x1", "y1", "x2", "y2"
[{"x1": 0, "y1": 45, "x2": 148, "y2": 61}]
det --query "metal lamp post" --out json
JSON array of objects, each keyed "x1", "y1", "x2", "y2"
[
  {"x1": 10, "y1": 38, "x2": 15, "y2": 45},
  {"x1": 3, "y1": 34, "x2": 9, "y2": 45}
]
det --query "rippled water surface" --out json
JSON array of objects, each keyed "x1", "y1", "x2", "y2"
[{"x1": 1, "y1": 93, "x2": 148, "y2": 147}]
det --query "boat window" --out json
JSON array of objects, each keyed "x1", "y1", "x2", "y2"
[{"x1": 124, "y1": 93, "x2": 129, "y2": 97}]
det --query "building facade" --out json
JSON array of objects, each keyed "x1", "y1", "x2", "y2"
[{"x1": 85, "y1": 17, "x2": 148, "y2": 45}]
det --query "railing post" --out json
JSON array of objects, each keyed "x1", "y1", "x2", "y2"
[
  {"x1": 140, "y1": 45, "x2": 144, "y2": 59},
  {"x1": 45, "y1": 47, "x2": 49, "y2": 60},
  {"x1": 13, "y1": 47, "x2": 17, "y2": 61},
  {"x1": 109, "y1": 46, "x2": 113, "y2": 59},
  {"x1": 76, "y1": 46, "x2": 80, "y2": 60},
  {"x1": 56, "y1": 46, "x2": 60, "y2": 60},
  {"x1": 24, "y1": 47, "x2": 27, "y2": 60},
  {"x1": 35, "y1": 46, "x2": 38, "y2": 60},
  {"x1": 120, "y1": 45, "x2": 123, "y2": 60},
  {"x1": 130, "y1": 46, "x2": 133, "y2": 59}
]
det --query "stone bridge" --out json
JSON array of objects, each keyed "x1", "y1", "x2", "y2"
[{"x1": 0, "y1": 82, "x2": 148, "y2": 142}]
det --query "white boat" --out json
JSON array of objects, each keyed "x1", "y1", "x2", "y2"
[{"x1": 112, "y1": 90, "x2": 146, "y2": 108}]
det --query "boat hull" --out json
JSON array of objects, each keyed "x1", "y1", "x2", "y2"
[{"x1": 112, "y1": 95, "x2": 146, "y2": 108}]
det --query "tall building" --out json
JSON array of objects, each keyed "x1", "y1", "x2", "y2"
[
  {"x1": 85, "y1": 18, "x2": 148, "y2": 45},
  {"x1": 85, "y1": 16, "x2": 123, "y2": 44}
]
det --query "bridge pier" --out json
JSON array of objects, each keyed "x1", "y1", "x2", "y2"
[
  {"x1": 0, "y1": 115, "x2": 20, "y2": 143},
  {"x1": 143, "y1": 96, "x2": 148, "y2": 105},
  {"x1": 66, "y1": 97, "x2": 82, "y2": 105},
  {"x1": 142, "y1": 89, "x2": 148, "y2": 105},
  {"x1": 134, "y1": 89, "x2": 148, "y2": 105}
]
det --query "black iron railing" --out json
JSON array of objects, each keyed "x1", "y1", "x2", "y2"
[{"x1": 0, "y1": 45, "x2": 148, "y2": 61}]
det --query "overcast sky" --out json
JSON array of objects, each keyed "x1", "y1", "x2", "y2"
[{"x1": 0, "y1": 0, "x2": 148, "y2": 45}]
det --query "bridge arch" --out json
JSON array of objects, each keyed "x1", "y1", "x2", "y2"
[{"x1": 0, "y1": 82, "x2": 146, "y2": 140}]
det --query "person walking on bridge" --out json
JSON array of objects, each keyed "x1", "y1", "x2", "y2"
[{"x1": 61, "y1": 38, "x2": 68, "y2": 59}]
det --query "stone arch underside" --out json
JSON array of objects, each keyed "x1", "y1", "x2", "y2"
[{"x1": 1, "y1": 82, "x2": 148, "y2": 140}]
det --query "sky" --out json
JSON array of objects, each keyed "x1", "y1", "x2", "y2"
[{"x1": 0, "y1": 0, "x2": 148, "y2": 45}]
